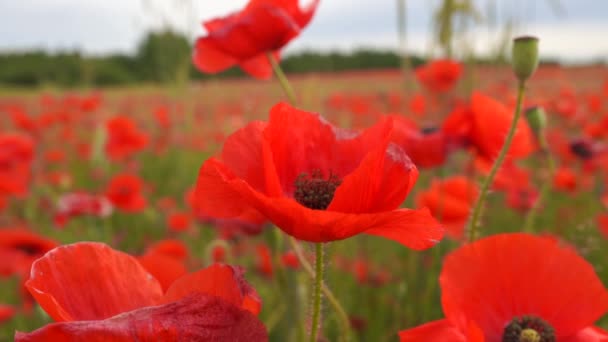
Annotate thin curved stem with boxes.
[467,81,527,242]
[309,243,324,342]
[522,148,556,232]
[288,237,350,342]
[267,52,297,105]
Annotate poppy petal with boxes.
[398,319,467,342]
[138,253,187,293]
[562,327,608,342]
[329,143,418,213]
[26,242,162,321]
[192,37,238,74]
[15,293,268,342]
[441,233,608,340]
[223,177,442,249]
[164,264,261,315]
[239,53,273,80]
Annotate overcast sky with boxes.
[1,0,608,62]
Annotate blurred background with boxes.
[1,0,607,88]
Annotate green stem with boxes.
[309,243,324,342]
[288,237,350,342]
[467,81,527,242]
[267,52,297,105]
[522,147,556,232]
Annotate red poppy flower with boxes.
[416,176,478,239]
[0,133,35,197]
[281,251,300,269]
[388,115,450,168]
[0,304,15,323]
[166,212,191,232]
[105,116,149,160]
[553,166,578,193]
[193,0,320,79]
[443,92,535,162]
[194,102,443,250]
[256,244,273,278]
[399,233,608,342]
[415,59,462,93]
[597,213,608,240]
[0,227,58,278]
[144,239,190,262]
[105,173,147,212]
[54,192,113,227]
[16,242,267,341]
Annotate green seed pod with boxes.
[512,36,539,82]
[525,106,547,138]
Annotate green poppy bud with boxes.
[525,106,547,139]
[512,36,539,82]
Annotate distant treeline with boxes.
[0,31,563,88]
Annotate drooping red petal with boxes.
[441,233,608,340]
[192,37,238,74]
[239,53,273,80]
[26,242,163,322]
[164,264,261,315]
[15,293,268,342]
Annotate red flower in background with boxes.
[388,115,451,168]
[0,133,35,197]
[53,192,113,227]
[416,176,478,239]
[193,0,320,79]
[16,242,267,341]
[415,59,462,93]
[105,173,147,212]
[399,233,608,342]
[105,116,149,160]
[166,211,191,232]
[0,304,16,323]
[0,228,57,279]
[553,166,578,193]
[443,92,535,162]
[194,102,443,250]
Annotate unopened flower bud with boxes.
[512,36,539,82]
[525,106,547,144]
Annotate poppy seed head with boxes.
[502,316,555,342]
[294,170,341,210]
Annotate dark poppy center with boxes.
[569,140,593,160]
[293,170,341,210]
[421,126,439,135]
[502,316,555,342]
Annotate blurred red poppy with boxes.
[388,115,450,168]
[16,242,267,341]
[256,244,273,278]
[0,133,35,197]
[443,92,535,162]
[0,304,15,323]
[193,0,320,79]
[416,176,478,239]
[194,102,443,250]
[105,173,147,212]
[53,192,113,227]
[399,233,608,341]
[166,211,191,232]
[553,166,578,193]
[415,59,462,93]
[105,116,149,160]
[0,228,57,278]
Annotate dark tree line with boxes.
[0,30,564,88]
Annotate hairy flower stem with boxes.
[267,52,297,105]
[288,237,350,342]
[522,148,556,232]
[309,243,324,342]
[467,81,526,242]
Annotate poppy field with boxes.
[3,1,608,342]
